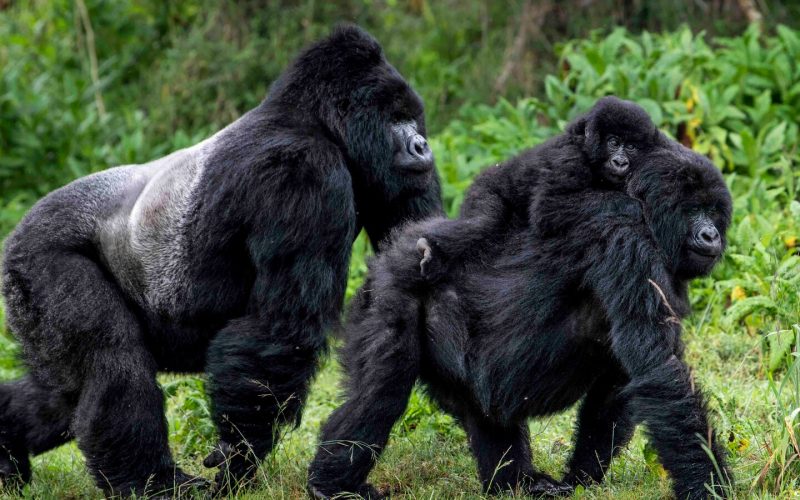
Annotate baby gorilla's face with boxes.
[602,134,638,185]
[573,96,662,189]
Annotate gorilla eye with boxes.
[625,143,636,152]
[607,136,620,148]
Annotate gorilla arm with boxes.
[562,191,731,499]
[413,160,526,280]
[203,161,356,491]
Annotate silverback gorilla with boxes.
[308,142,733,499]
[0,26,441,496]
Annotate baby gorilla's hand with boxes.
[416,237,447,281]
[203,441,258,496]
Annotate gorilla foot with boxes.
[0,444,30,490]
[203,441,259,496]
[132,468,209,499]
[521,473,574,498]
[561,470,597,489]
[171,470,210,498]
[308,482,387,499]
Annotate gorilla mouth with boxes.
[688,247,720,261]
[399,164,434,178]
[402,164,433,174]
[394,152,434,174]
[600,165,627,186]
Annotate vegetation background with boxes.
[1,0,800,498]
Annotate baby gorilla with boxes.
[308,143,733,499]
[416,96,665,279]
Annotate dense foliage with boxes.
[1,1,799,497]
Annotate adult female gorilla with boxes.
[308,144,733,499]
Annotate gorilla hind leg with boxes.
[7,251,204,496]
[464,416,572,497]
[73,344,207,497]
[564,365,634,488]
[0,376,74,487]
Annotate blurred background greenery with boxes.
[1,0,800,498]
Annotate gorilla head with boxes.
[267,25,435,200]
[568,96,665,186]
[628,143,732,279]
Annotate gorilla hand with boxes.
[416,237,449,281]
[203,441,259,495]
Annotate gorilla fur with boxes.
[307,141,733,499]
[0,25,441,496]
[415,96,664,281]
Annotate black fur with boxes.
[0,25,441,496]
[415,96,663,281]
[307,142,733,499]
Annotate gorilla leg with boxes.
[73,345,203,496]
[564,365,634,487]
[0,376,74,485]
[204,317,323,492]
[463,416,571,497]
[6,251,201,496]
[307,296,421,498]
[625,356,731,499]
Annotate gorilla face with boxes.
[567,96,664,188]
[343,66,436,199]
[391,122,434,176]
[678,212,726,278]
[628,144,732,280]
[602,134,638,183]
[670,163,731,279]
[268,25,437,202]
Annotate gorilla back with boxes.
[1,25,441,496]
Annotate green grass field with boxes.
[0,324,782,499]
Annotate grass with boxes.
[0,319,784,499]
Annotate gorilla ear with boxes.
[566,115,588,147]
[576,112,604,154]
[583,115,600,150]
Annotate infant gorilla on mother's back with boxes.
[415,96,663,281]
[308,100,733,499]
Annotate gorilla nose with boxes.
[694,226,721,254]
[610,156,629,173]
[407,134,433,162]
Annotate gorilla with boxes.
[0,26,441,496]
[415,96,664,281]
[307,142,733,499]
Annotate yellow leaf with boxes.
[785,235,798,248]
[737,437,750,453]
[731,286,747,302]
[686,85,700,112]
